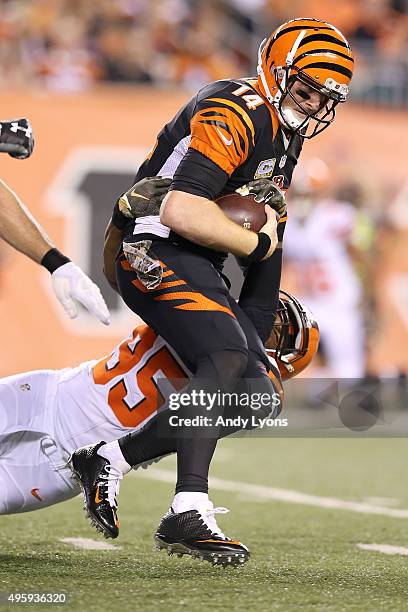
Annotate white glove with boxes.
[51,262,110,325]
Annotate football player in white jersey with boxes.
[0,293,318,528]
[0,324,186,516]
[284,159,367,379]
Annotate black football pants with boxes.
[116,240,275,494]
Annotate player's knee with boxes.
[212,350,248,392]
[197,349,248,393]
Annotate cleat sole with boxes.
[154,537,250,566]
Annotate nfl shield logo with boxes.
[254,158,276,179]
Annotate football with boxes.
[216,190,267,233]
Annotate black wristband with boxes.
[112,200,129,230]
[41,248,71,273]
[247,232,271,263]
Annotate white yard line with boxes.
[363,497,400,507]
[357,543,408,556]
[59,537,121,551]
[136,468,408,519]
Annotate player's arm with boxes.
[238,221,286,343]
[103,177,174,292]
[0,179,110,324]
[161,190,277,259]
[0,178,54,262]
[161,100,277,261]
[238,254,282,343]
[103,220,122,293]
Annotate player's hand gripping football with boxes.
[0,118,34,159]
[247,178,287,218]
[117,176,172,219]
[259,205,279,260]
[51,262,110,325]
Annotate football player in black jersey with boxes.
[70,18,354,565]
[0,119,109,324]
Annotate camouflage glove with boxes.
[118,176,172,219]
[247,178,287,218]
[0,118,34,159]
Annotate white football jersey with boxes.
[53,325,189,455]
[0,325,188,514]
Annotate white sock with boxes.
[172,491,209,513]
[97,441,132,475]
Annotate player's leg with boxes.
[0,370,80,515]
[0,432,79,515]
[70,243,251,559]
[152,322,280,566]
[117,298,281,468]
[70,272,280,563]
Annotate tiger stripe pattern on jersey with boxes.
[120,257,235,317]
[190,100,255,175]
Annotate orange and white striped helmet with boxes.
[257,18,354,138]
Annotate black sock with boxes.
[118,417,175,466]
[174,350,247,494]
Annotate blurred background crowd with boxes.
[0,1,406,391]
[0,0,407,106]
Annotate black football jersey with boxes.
[122,78,305,344]
[123,78,303,252]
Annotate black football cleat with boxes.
[68,442,122,539]
[154,502,250,566]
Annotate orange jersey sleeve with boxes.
[189,97,255,175]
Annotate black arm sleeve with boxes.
[169,148,229,201]
[238,247,283,344]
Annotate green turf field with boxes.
[1,438,408,611]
